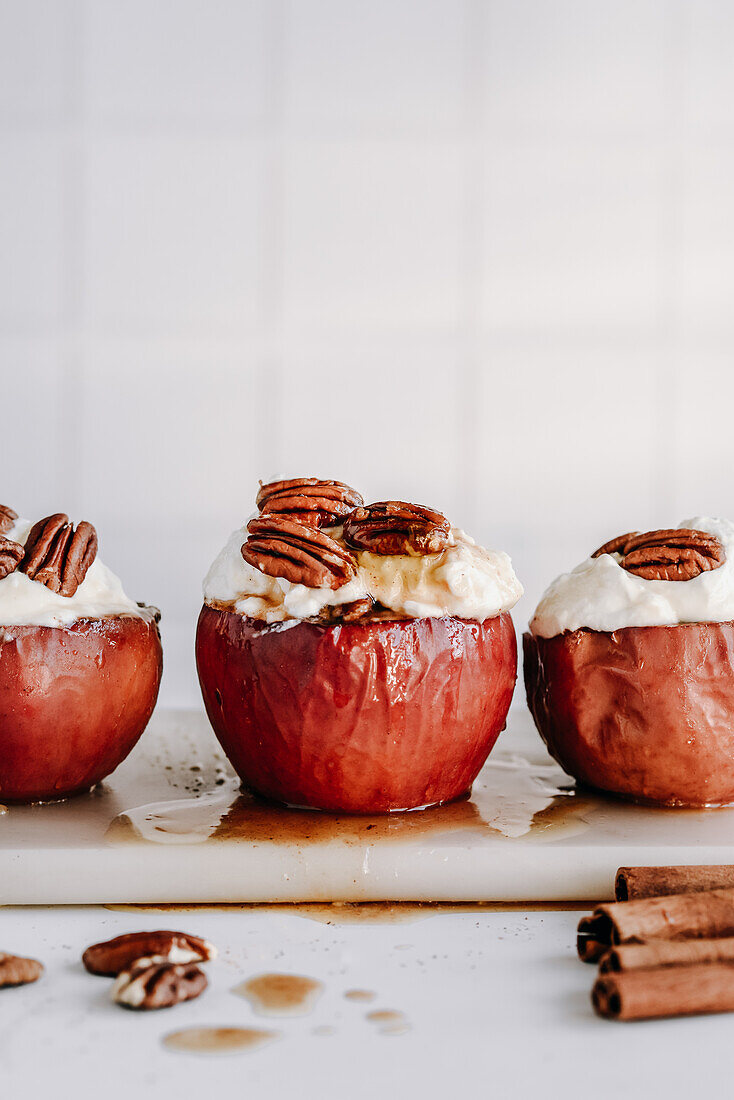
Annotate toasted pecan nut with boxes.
[0,952,43,987]
[82,931,217,977]
[0,505,18,535]
[257,478,363,527]
[20,514,98,596]
[112,960,207,1011]
[0,536,23,580]
[243,515,357,590]
[343,501,451,556]
[592,527,725,581]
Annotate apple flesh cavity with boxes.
[0,612,162,802]
[196,606,517,813]
[524,623,734,807]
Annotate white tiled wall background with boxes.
[2,0,734,705]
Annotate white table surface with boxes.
[1,901,731,1100]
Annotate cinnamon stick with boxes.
[577,886,734,962]
[593,962,734,1021]
[616,865,734,901]
[599,936,734,974]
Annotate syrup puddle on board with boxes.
[105,751,598,848]
[366,1009,411,1036]
[233,973,324,1017]
[106,900,596,921]
[163,1026,280,1056]
[344,989,376,1002]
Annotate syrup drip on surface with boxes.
[366,1009,410,1035]
[106,751,599,848]
[162,1026,279,1055]
[233,973,324,1017]
[344,989,376,1002]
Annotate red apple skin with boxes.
[524,623,734,806]
[0,612,162,802]
[196,605,517,812]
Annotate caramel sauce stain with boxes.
[106,899,596,919]
[366,1009,410,1035]
[163,1026,279,1055]
[234,973,324,1017]
[105,751,600,849]
[344,988,376,1002]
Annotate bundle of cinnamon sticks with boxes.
[579,865,734,1021]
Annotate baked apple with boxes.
[196,480,522,812]
[525,519,734,806]
[0,509,162,802]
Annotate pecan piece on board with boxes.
[256,477,364,527]
[0,537,23,580]
[82,930,217,977]
[591,527,725,581]
[112,959,208,1011]
[20,514,98,596]
[0,505,18,535]
[0,952,43,988]
[243,515,357,590]
[343,501,451,556]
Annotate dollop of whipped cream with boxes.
[203,524,523,623]
[0,518,145,628]
[531,517,734,638]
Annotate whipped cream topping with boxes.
[203,523,523,624]
[531,517,734,637]
[0,518,146,628]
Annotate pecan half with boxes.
[257,478,363,527]
[343,501,451,556]
[0,952,43,988]
[82,930,217,977]
[243,515,357,590]
[0,537,23,580]
[112,959,207,1011]
[592,528,725,581]
[0,505,18,535]
[20,514,98,596]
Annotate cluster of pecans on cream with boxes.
[241,477,452,592]
[82,930,217,1010]
[0,506,98,596]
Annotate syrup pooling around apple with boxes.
[204,478,523,624]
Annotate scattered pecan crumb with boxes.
[0,953,43,988]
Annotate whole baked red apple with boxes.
[0,611,162,802]
[524,623,734,806]
[197,606,517,812]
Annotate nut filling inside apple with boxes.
[197,478,523,812]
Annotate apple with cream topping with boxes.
[524,518,734,806]
[0,507,162,802]
[196,478,522,812]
